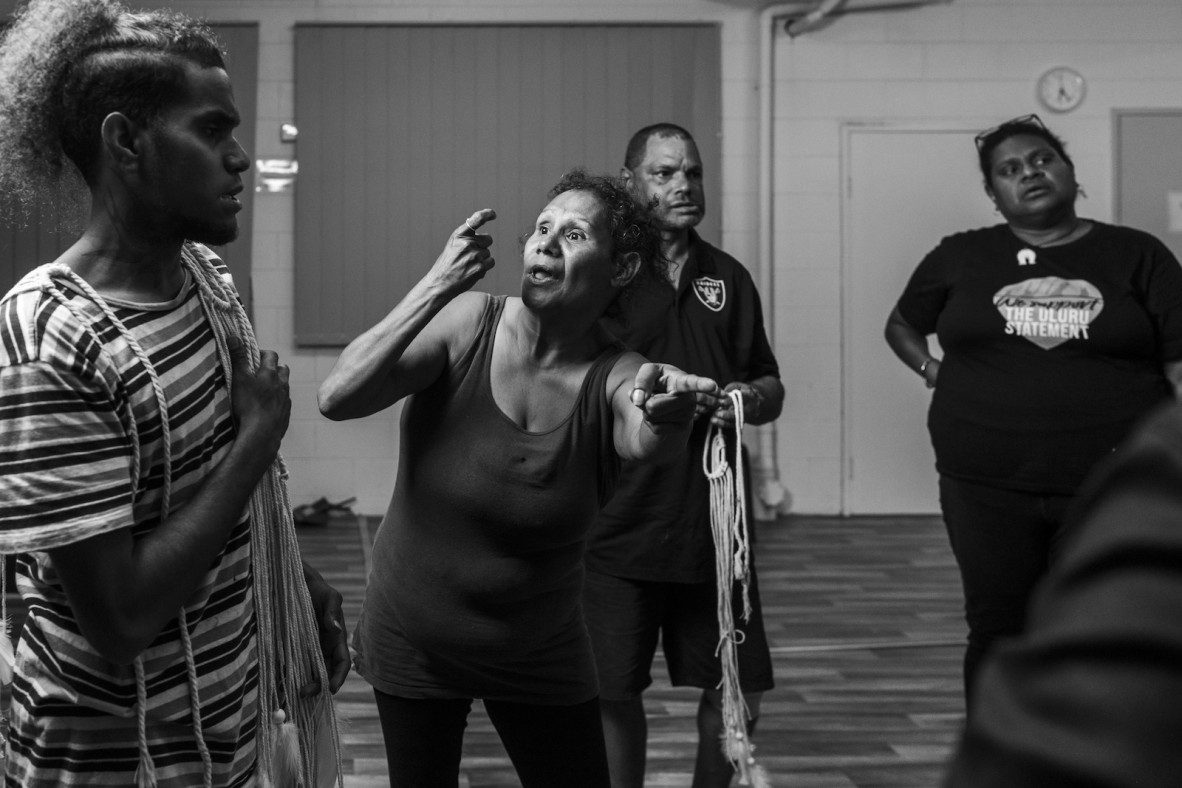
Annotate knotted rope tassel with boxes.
[703,389,770,788]
[183,250,343,788]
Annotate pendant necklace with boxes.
[1015,218,1082,266]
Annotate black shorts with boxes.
[583,568,775,701]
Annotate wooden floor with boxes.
[298,513,968,788]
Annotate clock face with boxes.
[1038,67,1086,113]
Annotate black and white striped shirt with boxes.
[0,248,258,786]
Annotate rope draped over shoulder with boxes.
[0,246,341,787]
[703,389,770,788]
[181,247,343,788]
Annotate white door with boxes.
[842,125,997,514]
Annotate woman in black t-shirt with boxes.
[884,115,1182,712]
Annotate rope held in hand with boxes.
[703,389,770,788]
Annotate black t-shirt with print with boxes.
[898,221,1182,493]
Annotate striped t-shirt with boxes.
[0,247,258,786]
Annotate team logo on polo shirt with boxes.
[692,276,725,312]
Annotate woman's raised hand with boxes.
[426,209,497,297]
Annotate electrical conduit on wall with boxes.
[754,0,952,517]
[753,2,813,517]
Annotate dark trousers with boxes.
[938,475,1075,713]
[373,689,610,788]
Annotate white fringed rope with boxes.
[182,248,344,788]
[702,389,770,788]
[9,248,343,787]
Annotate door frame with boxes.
[1112,107,1182,226]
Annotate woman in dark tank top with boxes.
[318,169,720,788]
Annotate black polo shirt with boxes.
[587,231,780,583]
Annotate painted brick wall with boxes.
[118,0,763,514]
[32,0,1181,514]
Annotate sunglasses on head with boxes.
[974,113,1048,152]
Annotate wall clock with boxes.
[1038,66,1086,113]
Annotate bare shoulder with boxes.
[607,349,646,401]
[439,290,492,320]
[430,291,493,347]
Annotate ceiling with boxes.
[705,0,951,10]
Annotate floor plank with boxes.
[293,513,968,788]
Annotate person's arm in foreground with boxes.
[945,403,1182,788]
[885,305,941,389]
[318,209,496,420]
[611,356,718,462]
[48,338,291,665]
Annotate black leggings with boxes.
[373,689,610,788]
[939,475,1075,712]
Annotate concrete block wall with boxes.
[14,0,1179,514]
[125,0,765,515]
[769,0,1182,513]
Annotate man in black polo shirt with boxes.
[585,123,785,788]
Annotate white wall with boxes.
[770,0,1182,512]
[42,0,1182,514]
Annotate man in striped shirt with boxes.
[0,1,349,785]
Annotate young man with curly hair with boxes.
[0,1,349,785]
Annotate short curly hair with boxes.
[544,168,669,321]
[623,122,694,172]
[0,0,226,221]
